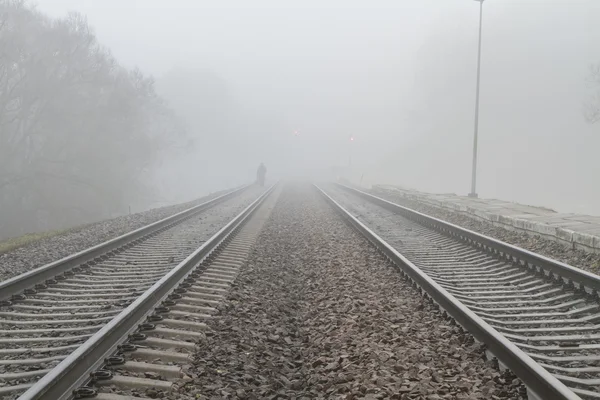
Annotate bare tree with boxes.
[0,1,187,239]
[585,64,600,124]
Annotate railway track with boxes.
[0,185,267,398]
[319,183,600,400]
[5,181,598,399]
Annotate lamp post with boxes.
[469,0,484,198]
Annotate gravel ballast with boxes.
[370,188,600,275]
[0,186,262,281]
[180,184,525,399]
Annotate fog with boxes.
[2,0,599,238]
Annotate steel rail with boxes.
[337,184,600,296]
[18,183,276,400]
[0,185,249,301]
[315,184,581,400]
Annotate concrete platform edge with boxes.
[371,185,600,254]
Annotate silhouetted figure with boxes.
[257,163,267,186]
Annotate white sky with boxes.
[35,0,600,214]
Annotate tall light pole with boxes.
[469,0,484,198]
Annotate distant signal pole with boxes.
[349,135,354,166]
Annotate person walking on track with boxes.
[257,163,267,186]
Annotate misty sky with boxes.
[37,0,600,214]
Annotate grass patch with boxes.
[0,229,70,255]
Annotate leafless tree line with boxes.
[0,0,186,240]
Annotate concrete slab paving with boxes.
[371,185,600,253]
